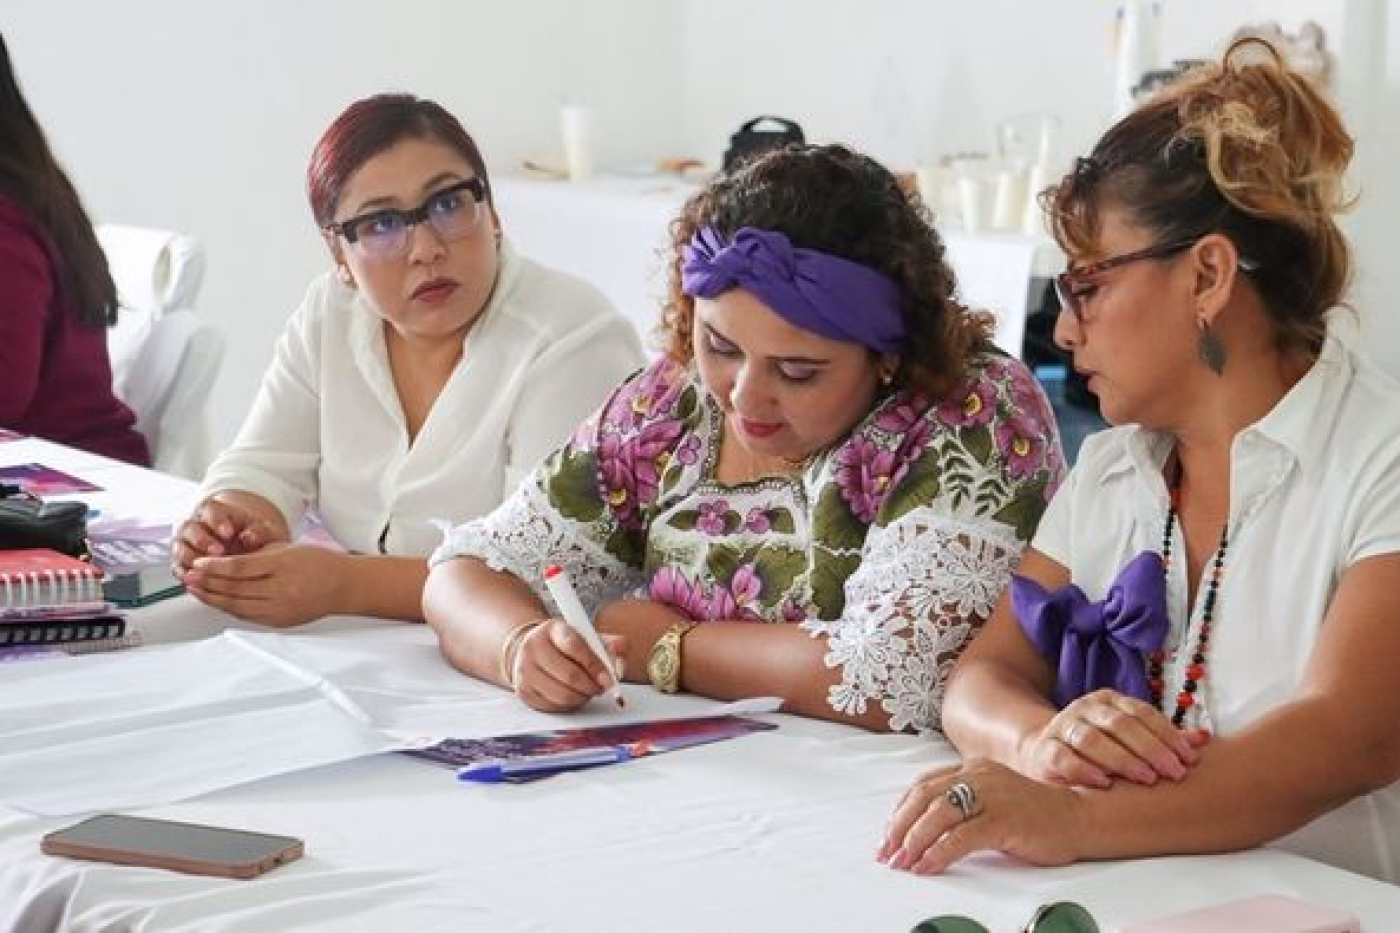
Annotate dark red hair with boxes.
[306,93,490,227]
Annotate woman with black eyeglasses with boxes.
[172,93,644,626]
[882,39,1400,883]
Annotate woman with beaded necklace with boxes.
[424,144,1064,733]
[880,39,1400,882]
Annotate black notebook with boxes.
[0,614,126,647]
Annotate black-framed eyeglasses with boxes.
[1053,237,1199,324]
[325,177,488,262]
[911,900,1099,933]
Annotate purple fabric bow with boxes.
[1012,550,1170,707]
[679,226,906,353]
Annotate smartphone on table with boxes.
[41,814,303,879]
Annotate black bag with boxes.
[722,116,805,172]
[0,484,90,557]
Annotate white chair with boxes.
[97,224,224,477]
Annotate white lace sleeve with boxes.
[430,481,644,615]
[800,507,1023,734]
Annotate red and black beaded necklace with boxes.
[1146,461,1231,728]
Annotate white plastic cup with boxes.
[992,168,1027,231]
[1022,162,1050,235]
[560,105,595,182]
[958,175,989,234]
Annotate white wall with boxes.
[1339,0,1400,374]
[3,0,1395,467]
[2,1,686,455]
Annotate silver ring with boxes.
[1064,719,1085,747]
[945,780,977,821]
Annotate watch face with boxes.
[648,641,678,685]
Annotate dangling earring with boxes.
[878,363,896,387]
[1197,317,1226,375]
[337,264,354,288]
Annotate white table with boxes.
[3,440,1398,932]
[493,176,1062,358]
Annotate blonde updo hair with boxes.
[1047,38,1354,356]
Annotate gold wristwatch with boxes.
[647,621,700,694]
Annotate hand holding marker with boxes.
[542,565,626,708]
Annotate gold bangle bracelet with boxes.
[498,619,546,689]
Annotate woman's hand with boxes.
[181,543,349,627]
[878,758,1088,875]
[172,497,286,572]
[1019,689,1209,789]
[594,598,687,682]
[509,619,626,712]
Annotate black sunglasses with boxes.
[911,900,1099,933]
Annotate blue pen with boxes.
[456,745,634,783]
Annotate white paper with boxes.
[0,632,394,815]
[0,624,781,814]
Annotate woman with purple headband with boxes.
[423,144,1065,733]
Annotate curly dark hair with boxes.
[658,144,992,400]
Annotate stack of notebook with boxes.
[0,548,135,658]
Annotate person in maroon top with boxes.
[0,33,148,466]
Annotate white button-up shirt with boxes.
[200,242,646,556]
[1035,324,1400,882]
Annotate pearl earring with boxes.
[337,265,354,287]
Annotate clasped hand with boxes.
[174,499,344,627]
[1020,689,1209,789]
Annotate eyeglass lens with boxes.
[344,182,483,260]
[1024,901,1100,933]
[910,917,988,933]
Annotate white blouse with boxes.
[200,242,646,556]
[1034,325,1400,882]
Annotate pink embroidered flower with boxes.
[873,394,930,434]
[676,433,703,465]
[598,418,685,529]
[648,566,703,619]
[834,436,908,523]
[780,598,808,623]
[995,413,1047,480]
[730,563,763,607]
[936,380,997,428]
[697,499,730,535]
[703,583,739,621]
[743,507,772,534]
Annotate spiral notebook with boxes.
[0,548,106,612]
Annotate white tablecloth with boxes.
[4,438,1399,932]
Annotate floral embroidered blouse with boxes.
[432,352,1065,733]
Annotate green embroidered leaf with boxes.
[809,550,860,618]
[961,423,993,465]
[602,522,642,568]
[676,385,699,422]
[880,452,942,525]
[667,509,699,531]
[811,484,867,552]
[752,546,806,601]
[706,543,745,584]
[992,475,1052,541]
[769,507,796,534]
[545,452,605,523]
[722,509,743,534]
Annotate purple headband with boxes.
[680,226,906,353]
